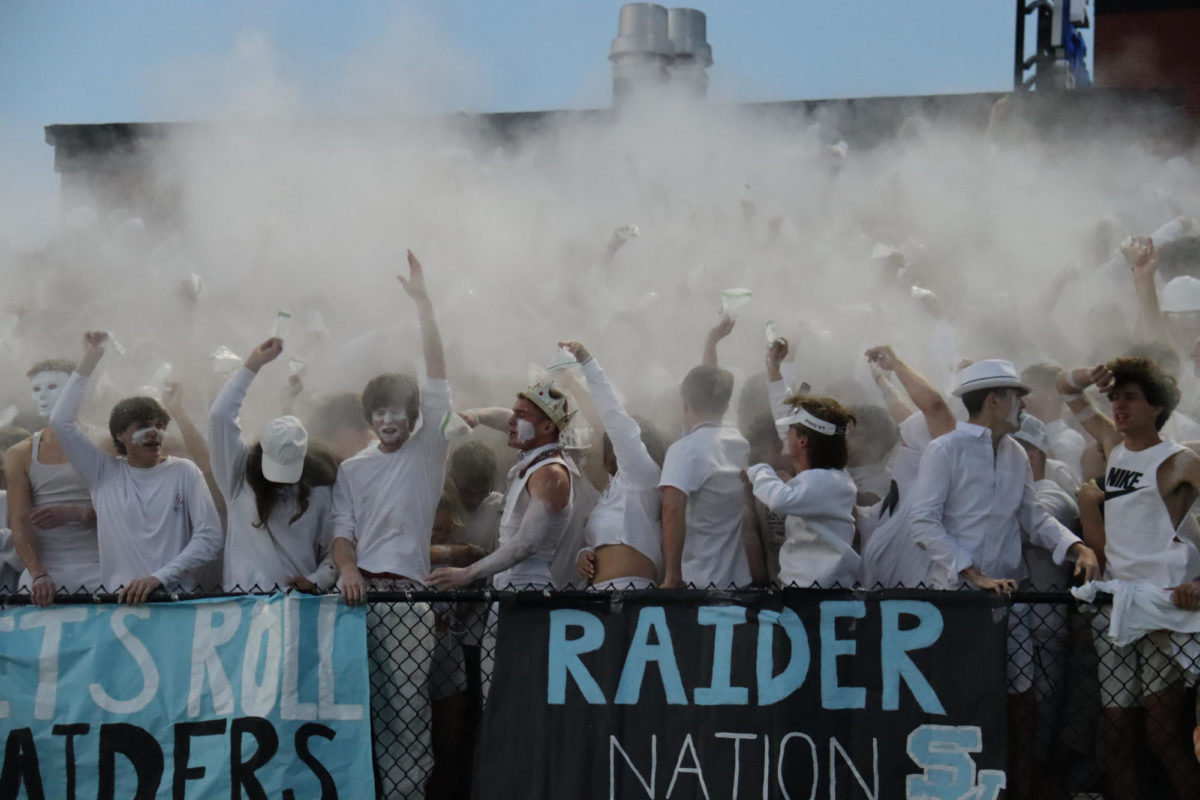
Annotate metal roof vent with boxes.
[609,3,674,110]
[667,7,712,97]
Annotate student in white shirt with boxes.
[557,341,666,591]
[209,337,337,593]
[49,332,224,604]
[907,358,1099,800]
[5,359,100,605]
[659,364,751,589]
[328,250,451,800]
[1055,355,1200,798]
[746,393,859,588]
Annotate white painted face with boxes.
[1003,391,1024,431]
[30,371,71,419]
[516,418,536,445]
[371,408,410,446]
[131,426,162,446]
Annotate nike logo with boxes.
[1104,485,1147,502]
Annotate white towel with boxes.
[1073,579,1200,680]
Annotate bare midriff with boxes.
[592,543,657,585]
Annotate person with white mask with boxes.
[4,358,100,605]
[49,333,224,604]
[209,337,337,593]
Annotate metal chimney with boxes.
[667,8,712,97]
[609,3,673,109]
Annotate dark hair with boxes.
[27,359,76,379]
[849,404,899,458]
[309,392,370,440]
[450,441,498,492]
[361,374,420,427]
[1020,363,1063,391]
[786,394,857,470]
[1155,235,1200,282]
[108,397,170,455]
[960,387,1019,417]
[1106,356,1180,431]
[1124,342,1180,379]
[245,442,337,530]
[681,366,734,416]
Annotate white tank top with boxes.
[493,446,574,590]
[20,430,101,590]
[1103,440,1200,587]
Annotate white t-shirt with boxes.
[209,367,337,592]
[659,422,751,589]
[50,372,224,591]
[331,378,451,581]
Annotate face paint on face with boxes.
[131,426,161,446]
[516,418,536,445]
[30,371,70,418]
[371,408,409,445]
[1005,392,1022,429]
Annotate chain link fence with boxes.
[2,585,1198,799]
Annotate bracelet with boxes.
[32,573,51,583]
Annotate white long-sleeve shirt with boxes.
[578,357,662,570]
[50,372,224,590]
[747,463,859,587]
[330,378,451,581]
[209,367,336,591]
[907,421,1080,589]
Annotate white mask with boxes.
[131,426,162,446]
[30,370,71,419]
[371,409,408,445]
[1006,396,1022,429]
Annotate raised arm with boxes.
[48,332,114,488]
[163,381,212,483]
[1055,364,1121,457]
[1124,237,1168,344]
[458,408,514,433]
[398,250,446,380]
[865,345,955,438]
[560,341,659,487]
[427,464,571,589]
[702,315,735,368]
[746,463,844,517]
[208,339,281,499]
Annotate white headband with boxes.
[777,407,845,436]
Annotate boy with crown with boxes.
[428,379,574,590]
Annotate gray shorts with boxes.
[1090,604,1186,708]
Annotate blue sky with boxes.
[0,1,1091,246]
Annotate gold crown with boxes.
[519,380,574,431]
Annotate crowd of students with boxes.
[3,222,1200,796]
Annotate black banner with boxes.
[476,590,1009,800]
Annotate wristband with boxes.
[1063,371,1083,391]
[1061,392,1083,403]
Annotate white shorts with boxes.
[590,577,656,591]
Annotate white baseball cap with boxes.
[260,416,308,484]
[952,359,1030,397]
[1160,276,1200,313]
